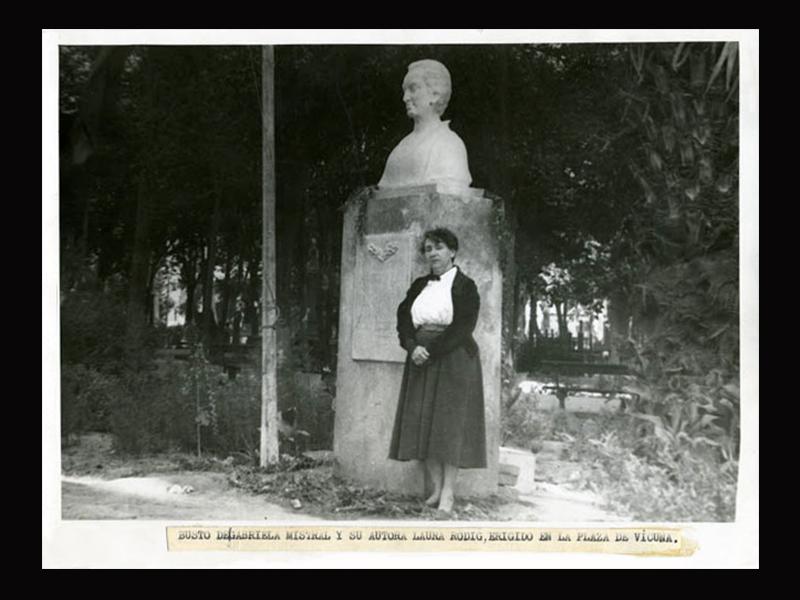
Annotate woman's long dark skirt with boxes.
[389,331,487,468]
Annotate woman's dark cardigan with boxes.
[396,267,480,360]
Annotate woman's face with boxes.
[402,71,438,121]
[423,238,456,273]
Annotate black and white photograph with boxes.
[43,29,758,568]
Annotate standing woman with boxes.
[390,227,487,514]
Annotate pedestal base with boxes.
[333,184,502,497]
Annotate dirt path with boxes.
[60,434,627,522]
[61,471,625,522]
[61,472,323,520]
[60,434,323,521]
[497,444,630,522]
[498,483,629,522]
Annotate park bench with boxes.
[531,359,641,412]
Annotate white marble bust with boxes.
[378,60,472,189]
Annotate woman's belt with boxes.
[416,324,448,333]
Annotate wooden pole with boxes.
[260,45,279,467]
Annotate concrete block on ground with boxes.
[499,446,536,494]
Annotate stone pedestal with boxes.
[333,184,503,497]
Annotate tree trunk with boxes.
[202,192,223,342]
[529,289,541,341]
[555,301,568,340]
[219,249,234,337]
[196,249,208,324]
[245,253,260,339]
[184,271,195,324]
[145,250,163,326]
[497,46,513,199]
[232,250,246,344]
[145,273,153,326]
[276,163,308,343]
[316,216,338,370]
[79,196,91,260]
[298,195,309,329]
[260,45,280,466]
[512,273,525,346]
[183,248,200,325]
[318,267,332,369]
[499,201,517,414]
[125,177,151,357]
[124,53,156,359]
[607,290,631,363]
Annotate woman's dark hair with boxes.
[421,227,459,254]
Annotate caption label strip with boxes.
[166,527,696,556]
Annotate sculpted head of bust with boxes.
[377,59,472,189]
[402,60,452,121]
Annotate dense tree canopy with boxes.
[57,42,744,518]
[59,42,740,387]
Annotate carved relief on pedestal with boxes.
[367,241,399,262]
[351,232,415,363]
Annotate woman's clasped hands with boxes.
[411,346,430,366]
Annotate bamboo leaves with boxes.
[671,43,692,71]
[647,145,664,172]
[630,45,646,83]
[690,49,707,89]
[662,125,677,154]
[706,42,738,95]
[679,137,695,166]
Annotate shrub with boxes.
[61,364,117,439]
[211,368,262,458]
[569,413,738,521]
[277,367,335,452]
[106,351,251,456]
[107,364,195,454]
[61,343,336,461]
[502,394,550,449]
[502,392,587,449]
[60,289,127,367]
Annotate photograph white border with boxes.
[42,28,758,569]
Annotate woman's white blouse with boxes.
[411,266,457,328]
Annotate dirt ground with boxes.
[59,433,628,522]
[60,434,318,521]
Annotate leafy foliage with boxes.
[568,414,737,521]
[229,462,513,520]
[60,287,127,368]
[61,364,116,439]
[614,43,739,371]
[60,44,742,521]
[599,44,742,489]
[502,391,557,449]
